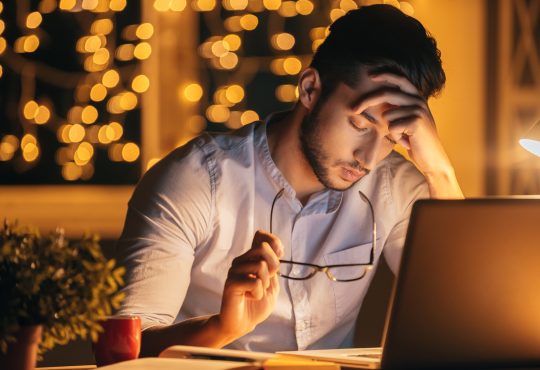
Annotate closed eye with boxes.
[348,118,369,133]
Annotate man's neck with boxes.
[266,107,325,205]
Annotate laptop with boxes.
[280,198,540,369]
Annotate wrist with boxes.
[208,314,246,347]
[423,168,464,199]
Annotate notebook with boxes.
[279,198,540,369]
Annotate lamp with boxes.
[519,120,540,157]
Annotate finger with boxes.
[225,274,264,300]
[232,242,280,275]
[369,73,419,95]
[382,105,423,123]
[267,274,279,297]
[229,260,270,290]
[252,229,284,258]
[353,88,424,115]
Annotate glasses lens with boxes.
[327,265,368,281]
[279,261,317,279]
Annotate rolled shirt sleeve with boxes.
[115,140,214,330]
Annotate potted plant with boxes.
[0,220,125,370]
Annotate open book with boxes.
[98,345,340,369]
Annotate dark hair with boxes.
[310,4,445,100]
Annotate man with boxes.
[116,4,463,357]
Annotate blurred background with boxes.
[0,0,539,365]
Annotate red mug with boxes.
[93,315,141,367]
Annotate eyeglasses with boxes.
[270,188,377,282]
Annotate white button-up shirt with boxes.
[116,117,428,352]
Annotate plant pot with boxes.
[0,325,43,370]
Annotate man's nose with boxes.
[354,132,389,170]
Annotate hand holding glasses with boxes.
[270,189,376,282]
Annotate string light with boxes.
[0,0,414,183]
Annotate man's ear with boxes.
[298,67,321,111]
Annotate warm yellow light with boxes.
[62,162,83,181]
[23,101,39,120]
[278,1,297,17]
[102,69,120,88]
[214,87,228,106]
[247,0,264,12]
[68,106,83,123]
[26,12,43,29]
[384,0,401,9]
[223,34,241,51]
[276,84,298,102]
[211,41,230,57]
[225,111,243,129]
[58,125,71,143]
[82,0,99,10]
[132,74,150,93]
[206,105,230,123]
[312,39,324,52]
[240,14,258,30]
[98,125,113,144]
[2,135,19,150]
[223,0,248,10]
[0,37,5,55]
[0,2,4,14]
[107,96,123,114]
[90,83,108,101]
[271,33,295,50]
[0,20,4,35]
[330,8,346,22]
[270,58,286,75]
[225,85,244,104]
[108,143,123,161]
[183,83,203,102]
[170,0,187,11]
[283,57,302,75]
[110,0,127,11]
[193,0,216,11]
[134,42,152,60]
[122,142,140,162]
[39,0,57,13]
[146,157,160,171]
[81,105,99,124]
[22,142,39,162]
[21,134,37,149]
[241,110,259,125]
[296,0,313,15]
[91,19,113,35]
[34,105,51,124]
[153,0,169,11]
[93,48,110,65]
[59,0,77,11]
[224,16,242,32]
[0,64,3,78]
[119,92,138,110]
[340,0,358,12]
[55,147,69,165]
[108,121,124,140]
[0,135,19,161]
[399,2,414,16]
[263,0,281,10]
[136,23,154,40]
[23,35,40,53]
[84,36,103,52]
[219,52,239,70]
[68,124,86,142]
[116,44,134,61]
[74,142,94,165]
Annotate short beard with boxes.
[300,102,354,191]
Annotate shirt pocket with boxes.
[323,242,375,322]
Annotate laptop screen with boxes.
[382,198,540,369]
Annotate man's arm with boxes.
[138,230,283,357]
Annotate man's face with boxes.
[300,67,398,191]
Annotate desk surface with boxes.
[38,366,96,370]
